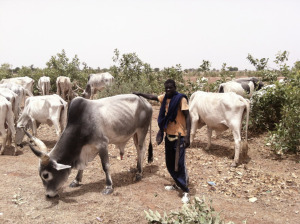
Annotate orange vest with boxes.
[158,94,189,136]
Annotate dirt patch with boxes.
[0,105,299,224]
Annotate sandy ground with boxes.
[0,104,299,224]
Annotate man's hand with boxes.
[132,92,141,96]
[132,92,159,101]
[184,135,190,148]
[156,130,164,145]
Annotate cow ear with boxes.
[53,161,71,171]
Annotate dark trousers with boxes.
[165,136,189,193]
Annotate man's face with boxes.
[165,83,176,98]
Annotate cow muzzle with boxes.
[46,190,59,198]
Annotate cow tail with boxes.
[147,117,153,163]
[244,98,250,142]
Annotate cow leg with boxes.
[90,87,95,100]
[190,112,199,143]
[69,170,83,187]
[52,118,61,136]
[231,129,241,167]
[0,128,6,155]
[31,119,37,136]
[98,145,113,195]
[6,128,12,146]
[133,131,147,181]
[6,128,17,155]
[206,127,212,150]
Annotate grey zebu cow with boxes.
[15,94,68,144]
[218,77,263,98]
[189,91,250,167]
[26,94,153,198]
[0,95,16,155]
[0,76,34,97]
[56,76,74,101]
[82,72,114,99]
[38,76,51,95]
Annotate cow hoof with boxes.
[69,181,80,188]
[230,162,237,167]
[135,173,142,181]
[102,187,113,195]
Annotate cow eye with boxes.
[41,171,53,181]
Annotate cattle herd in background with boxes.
[0,73,281,158]
[0,72,114,155]
[0,73,286,197]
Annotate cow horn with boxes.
[23,129,48,153]
[28,143,50,166]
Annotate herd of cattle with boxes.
[0,73,280,197]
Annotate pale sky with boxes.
[1,0,300,70]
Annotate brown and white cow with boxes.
[218,77,264,98]
[0,95,16,155]
[38,76,51,95]
[82,72,114,99]
[56,76,74,102]
[15,94,68,145]
[26,94,153,198]
[0,76,34,97]
[189,91,250,167]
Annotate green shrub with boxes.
[268,69,300,153]
[144,197,234,224]
[250,66,300,154]
[250,82,285,132]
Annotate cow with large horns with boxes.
[189,91,250,167]
[26,94,153,198]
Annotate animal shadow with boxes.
[61,164,159,199]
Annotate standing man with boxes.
[133,79,191,203]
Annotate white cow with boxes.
[0,95,16,155]
[38,76,51,95]
[82,72,114,99]
[0,83,27,109]
[15,94,68,145]
[189,91,250,167]
[56,76,73,101]
[0,76,34,96]
[0,87,19,122]
[218,77,264,98]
